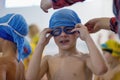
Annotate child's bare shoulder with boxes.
[78,52,89,58]
[43,54,58,60]
[42,54,61,62]
[76,52,90,61]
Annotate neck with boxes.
[2,40,17,59]
[59,47,78,56]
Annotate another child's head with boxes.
[0,13,31,61]
[29,24,40,39]
[49,9,81,49]
[101,40,120,63]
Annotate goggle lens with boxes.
[51,26,75,37]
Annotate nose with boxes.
[60,29,67,36]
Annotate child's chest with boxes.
[48,56,86,77]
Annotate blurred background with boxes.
[0,0,119,55]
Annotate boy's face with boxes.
[29,26,39,38]
[52,26,78,50]
[103,51,113,63]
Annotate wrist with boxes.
[109,17,118,33]
[37,41,46,48]
[84,34,91,42]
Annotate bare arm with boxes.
[37,55,50,80]
[72,24,108,75]
[0,67,6,80]
[26,28,52,80]
[85,33,107,75]
[85,18,111,33]
[17,61,25,80]
[110,64,120,77]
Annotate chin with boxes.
[60,45,72,50]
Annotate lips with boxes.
[60,39,70,44]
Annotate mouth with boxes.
[60,39,70,44]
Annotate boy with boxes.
[0,13,31,80]
[40,0,120,38]
[26,9,107,80]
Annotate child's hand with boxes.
[72,23,90,41]
[38,28,52,46]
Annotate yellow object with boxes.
[101,40,120,57]
[112,72,120,80]
[24,34,39,70]
[29,34,39,59]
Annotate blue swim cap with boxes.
[0,13,31,61]
[49,9,81,29]
[22,39,31,60]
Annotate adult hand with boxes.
[40,0,52,13]
[85,18,111,33]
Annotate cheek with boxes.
[104,54,109,58]
[54,37,59,44]
[104,53,112,60]
[70,34,78,41]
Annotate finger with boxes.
[71,28,80,36]
[87,25,93,33]
[84,22,89,26]
[85,19,96,27]
[43,9,48,13]
[46,34,52,43]
[86,26,94,33]
[47,29,52,33]
[40,5,48,13]
[47,34,52,40]
[71,28,80,32]
[84,23,96,33]
[75,23,83,28]
[41,8,48,13]
[85,20,93,26]
[43,28,52,33]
